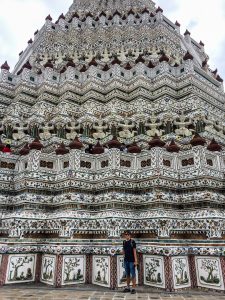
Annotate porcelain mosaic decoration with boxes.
[195,257,224,290]
[143,255,165,288]
[172,256,191,289]
[41,255,56,285]
[62,255,85,285]
[0,0,225,292]
[92,256,110,287]
[6,255,36,284]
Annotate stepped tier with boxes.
[0,146,224,238]
[0,66,225,149]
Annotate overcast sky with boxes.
[0,0,225,78]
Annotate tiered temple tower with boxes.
[0,0,225,291]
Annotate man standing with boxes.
[122,230,138,294]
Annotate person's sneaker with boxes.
[123,287,130,292]
[131,289,136,294]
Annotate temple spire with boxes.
[70,0,156,14]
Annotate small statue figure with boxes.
[174,112,193,137]
[196,115,215,134]
[39,123,54,140]
[12,122,28,140]
[118,116,136,138]
[145,113,163,137]
[93,119,109,139]
[193,115,206,133]
[149,47,159,61]
[66,121,80,140]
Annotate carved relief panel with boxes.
[6,254,36,284]
[41,255,56,285]
[62,255,86,285]
[92,256,110,287]
[172,256,191,289]
[195,256,224,290]
[143,255,165,288]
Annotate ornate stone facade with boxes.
[0,0,225,291]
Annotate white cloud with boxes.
[0,0,225,78]
[0,0,71,69]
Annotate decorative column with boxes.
[45,14,53,30]
[164,256,174,292]
[110,255,117,290]
[66,63,76,80]
[21,62,32,81]
[69,149,81,170]
[88,65,97,78]
[27,139,43,171]
[156,6,163,21]
[220,257,225,288]
[55,255,63,288]
[0,61,10,82]
[138,253,144,286]
[0,254,9,286]
[43,62,54,81]
[85,254,92,284]
[35,253,42,284]
[188,255,197,288]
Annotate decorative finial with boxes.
[45,14,52,21]
[1,61,10,71]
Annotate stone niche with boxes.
[62,255,86,285]
[5,254,36,284]
[195,256,224,290]
[40,255,56,285]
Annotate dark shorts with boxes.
[124,260,136,278]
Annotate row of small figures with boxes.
[0,114,224,141]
